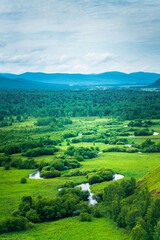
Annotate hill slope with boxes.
[148,78,160,88]
[138,165,160,196]
[0,75,71,90]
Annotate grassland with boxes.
[0,217,130,240]
[1,116,160,239]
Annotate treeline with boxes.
[98,178,160,240]
[0,137,60,155]
[0,90,160,120]
[35,117,72,128]
[0,156,38,170]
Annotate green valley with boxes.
[0,89,160,240]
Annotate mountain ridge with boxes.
[0,71,160,89]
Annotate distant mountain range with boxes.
[0,71,160,90]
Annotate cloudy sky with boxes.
[0,0,160,74]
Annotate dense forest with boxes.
[0,90,160,120]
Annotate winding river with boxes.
[29,171,124,205]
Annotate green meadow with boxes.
[0,113,160,239]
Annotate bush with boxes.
[21,178,27,184]
[0,155,11,166]
[24,147,59,157]
[87,168,113,184]
[26,209,40,223]
[88,174,103,184]
[40,169,61,178]
[79,212,92,222]
[0,216,31,234]
[4,164,10,170]
[61,181,76,188]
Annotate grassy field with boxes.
[1,217,130,240]
[1,117,160,239]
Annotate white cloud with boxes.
[85,52,114,64]
[0,0,160,73]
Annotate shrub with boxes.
[87,168,113,184]
[4,164,10,170]
[79,212,92,222]
[26,209,40,223]
[61,181,76,188]
[40,169,61,178]
[0,216,31,234]
[21,178,27,184]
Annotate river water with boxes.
[29,171,124,205]
[29,170,44,179]
[76,174,124,205]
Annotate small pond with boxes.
[153,132,159,136]
[29,171,44,179]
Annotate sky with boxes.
[0,0,160,74]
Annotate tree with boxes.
[153,221,160,240]
[131,224,148,240]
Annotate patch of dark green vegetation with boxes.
[0,188,92,234]
[96,178,160,240]
[0,90,160,120]
[65,146,99,160]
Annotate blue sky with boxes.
[0,0,160,74]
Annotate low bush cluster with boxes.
[87,168,114,184]
[65,146,98,160]
[23,146,59,157]
[0,216,32,234]
[134,128,153,136]
[40,158,81,178]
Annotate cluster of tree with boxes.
[63,132,77,138]
[87,168,114,184]
[35,117,72,128]
[0,120,12,127]
[63,167,114,185]
[0,90,160,120]
[0,115,25,128]
[11,158,38,169]
[103,146,138,153]
[134,128,154,136]
[0,155,39,170]
[40,158,81,178]
[13,189,89,224]
[138,139,160,153]
[23,146,59,157]
[128,120,153,127]
[62,168,93,177]
[65,146,98,160]
[104,137,128,145]
[0,155,11,167]
[99,178,160,240]
[0,137,60,155]
[104,128,130,137]
[40,169,61,178]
